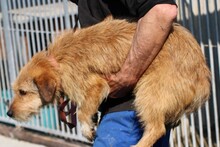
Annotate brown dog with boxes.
[7,18,210,147]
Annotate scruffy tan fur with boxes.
[8,18,210,147]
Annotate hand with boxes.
[105,72,138,98]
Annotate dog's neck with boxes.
[46,53,65,97]
[46,54,77,126]
[47,54,60,69]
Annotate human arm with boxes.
[107,4,178,98]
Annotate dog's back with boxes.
[47,19,137,76]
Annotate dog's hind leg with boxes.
[78,75,109,141]
[132,116,166,147]
[132,82,167,147]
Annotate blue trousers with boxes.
[93,111,170,147]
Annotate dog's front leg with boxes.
[78,75,109,141]
[78,108,96,141]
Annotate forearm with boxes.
[118,4,177,82]
[106,4,177,98]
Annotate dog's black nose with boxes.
[7,110,13,117]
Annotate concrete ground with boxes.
[0,123,91,147]
[0,134,46,147]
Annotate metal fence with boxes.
[0,0,219,146]
[170,1,220,147]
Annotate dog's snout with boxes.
[7,110,13,117]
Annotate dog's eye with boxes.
[19,90,27,96]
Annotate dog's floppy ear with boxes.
[34,72,57,104]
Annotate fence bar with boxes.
[63,0,71,29]
[0,0,16,83]
[213,0,220,145]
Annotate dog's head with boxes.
[7,51,60,121]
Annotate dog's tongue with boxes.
[58,97,77,129]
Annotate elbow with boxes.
[154,4,178,23]
[165,4,178,23]
[140,4,178,25]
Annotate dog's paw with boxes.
[83,129,95,142]
[81,123,95,141]
[87,129,96,142]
